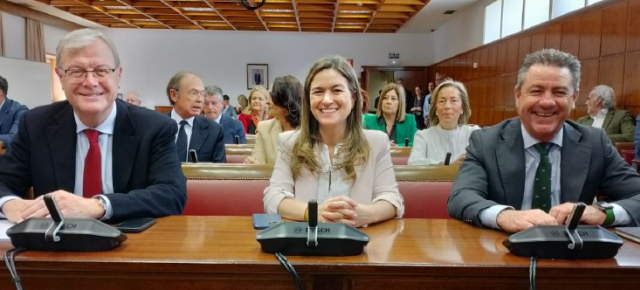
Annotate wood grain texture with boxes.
[579,10,602,60]
[1,217,640,290]
[626,0,640,53]
[601,1,628,56]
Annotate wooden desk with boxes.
[2,216,640,289]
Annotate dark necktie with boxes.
[176,120,188,162]
[532,142,552,212]
[83,129,102,198]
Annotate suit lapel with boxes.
[496,119,526,209]
[0,99,11,129]
[112,101,140,193]
[560,124,590,203]
[45,102,77,192]
[602,110,614,131]
[189,117,208,154]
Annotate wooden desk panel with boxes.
[1,217,640,290]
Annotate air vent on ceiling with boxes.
[443,10,456,15]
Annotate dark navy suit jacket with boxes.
[220,115,246,144]
[166,112,226,163]
[0,100,186,222]
[0,98,28,148]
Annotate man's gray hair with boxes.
[591,85,616,109]
[56,29,120,68]
[204,85,224,99]
[516,49,581,92]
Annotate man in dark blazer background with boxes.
[448,49,640,233]
[202,85,246,144]
[0,75,28,149]
[166,71,226,162]
[0,29,186,223]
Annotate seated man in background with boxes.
[577,84,635,142]
[166,72,226,163]
[124,91,142,106]
[0,29,186,223]
[0,75,28,149]
[221,94,237,119]
[448,49,640,233]
[203,85,246,144]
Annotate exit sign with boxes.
[388,53,400,59]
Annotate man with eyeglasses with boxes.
[0,29,186,223]
[166,71,226,163]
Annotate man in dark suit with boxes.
[166,72,226,162]
[203,85,246,144]
[576,85,635,142]
[396,79,414,115]
[0,29,186,223]
[448,49,640,233]
[0,75,28,149]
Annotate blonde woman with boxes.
[238,87,270,134]
[363,83,417,147]
[408,80,480,165]
[263,56,404,227]
[235,94,248,115]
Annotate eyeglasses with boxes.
[180,89,206,99]
[62,68,117,83]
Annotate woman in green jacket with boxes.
[363,83,417,146]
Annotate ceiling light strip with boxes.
[74,0,140,28]
[157,0,205,30]
[115,0,173,29]
[200,0,237,31]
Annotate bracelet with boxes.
[304,206,309,222]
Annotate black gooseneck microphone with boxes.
[404,138,409,147]
[234,135,240,144]
[444,152,452,165]
[189,149,198,163]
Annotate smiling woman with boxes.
[263,55,404,228]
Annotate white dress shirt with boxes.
[316,143,352,204]
[479,125,630,229]
[0,103,118,219]
[170,109,195,161]
[591,108,608,129]
[408,125,480,165]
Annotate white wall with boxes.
[2,12,26,60]
[0,56,52,109]
[425,0,495,64]
[43,24,69,54]
[104,29,430,108]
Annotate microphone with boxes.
[256,200,369,256]
[7,194,127,251]
[189,149,198,163]
[404,138,409,147]
[444,152,452,165]
[235,135,240,144]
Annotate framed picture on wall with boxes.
[247,64,268,89]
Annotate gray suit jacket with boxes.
[448,117,640,228]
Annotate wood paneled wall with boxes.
[428,0,640,127]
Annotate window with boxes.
[523,0,550,29]
[45,54,65,102]
[588,0,603,5]
[552,0,584,18]
[484,0,502,44]
[501,0,524,37]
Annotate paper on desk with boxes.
[0,219,13,240]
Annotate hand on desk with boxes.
[243,156,261,164]
[8,190,105,223]
[319,196,358,226]
[549,202,606,226]
[496,209,558,233]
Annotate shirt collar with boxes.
[521,124,563,149]
[595,108,609,118]
[170,108,195,127]
[215,114,222,124]
[74,102,117,135]
[0,99,5,111]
